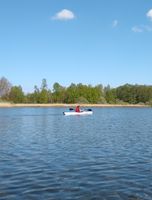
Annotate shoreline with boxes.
[0,103,150,108]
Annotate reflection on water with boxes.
[0,107,152,199]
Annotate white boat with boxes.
[63,110,93,116]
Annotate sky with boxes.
[0,0,152,92]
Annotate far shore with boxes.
[0,103,150,108]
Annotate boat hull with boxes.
[63,111,93,116]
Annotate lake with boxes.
[0,107,152,200]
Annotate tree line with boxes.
[0,77,152,105]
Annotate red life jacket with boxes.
[75,106,80,112]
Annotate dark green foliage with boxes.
[52,82,66,103]
[26,80,52,103]
[104,85,117,103]
[116,84,152,104]
[64,83,104,104]
[38,79,49,103]
[76,96,89,104]
[41,79,47,90]
[1,77,152,105]
[39,89,49,103]
[116,84,136,103]
[9,86,25,103]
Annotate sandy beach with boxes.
[0,103,149,108]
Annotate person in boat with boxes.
[75,105,80,112]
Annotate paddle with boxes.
[69,108,92,111]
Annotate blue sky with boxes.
[0,0,152,92]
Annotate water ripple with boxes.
[0,108,152,199]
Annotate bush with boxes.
[76,96,89,104]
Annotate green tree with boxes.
[41,79,48,90]
[39,89,49,103]
[9,86,25,103]
[39,79,49,103]
[104,85,117,103]
[52,82,66,103]
[116,84,136,104]
[65,83,79,103]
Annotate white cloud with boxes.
[142,25,152,32]
[132,9,152,33]
[132,25,152,33]
[131,9,152,33]
[52,9,76,21]
[146,9,152,21]
[112,20,118,28]
[132,26,143,33]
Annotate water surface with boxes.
[0,107,152,200]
